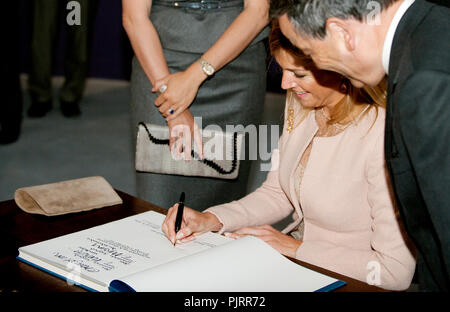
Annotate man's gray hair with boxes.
[269,0,398,39]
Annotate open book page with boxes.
[114,235,341,292]
[18,211,232,289]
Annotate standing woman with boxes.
[122,0,270,210]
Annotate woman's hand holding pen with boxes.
[161,205,223,245]
[225,225,303,259]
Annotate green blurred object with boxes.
[28,0,98,114]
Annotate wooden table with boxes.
[0,190,385,293]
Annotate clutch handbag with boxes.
[14,176,122,216]
[135,123,244,180]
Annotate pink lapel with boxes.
[279,111,318,222]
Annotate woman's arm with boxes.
[160,146,294,244]
[205,148,294,234]
[202,0,270,75]
[154,0,270,120]
[122,0,202,156]
[122,0,169,86]
[225,225,302,258]
[161,101,295,244]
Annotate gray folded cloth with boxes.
[14,176,123,216]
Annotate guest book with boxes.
[17,211,345,292]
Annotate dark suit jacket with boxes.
[386,0,450,291]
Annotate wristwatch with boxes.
[198,58,216,76]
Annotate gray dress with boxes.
[130,1,269,210]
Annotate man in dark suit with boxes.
[270,0,449,291]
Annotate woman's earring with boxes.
[340,80,349,94]
[287,104,294,133]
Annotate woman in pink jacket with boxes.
[162,23,416,290]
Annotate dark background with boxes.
[18,0,283,92]
[19,0,133,80]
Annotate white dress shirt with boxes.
[382,0,416,74]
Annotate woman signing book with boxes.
[161,22,416,291]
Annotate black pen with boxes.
[174,192,185,246]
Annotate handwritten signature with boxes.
[53,252,99,273]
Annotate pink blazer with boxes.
[206,105,416,290]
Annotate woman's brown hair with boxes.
[269,21,386,129]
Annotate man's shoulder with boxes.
[410,3,450,49]
[408,3,450,72]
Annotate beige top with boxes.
[206,101,416,290]
[291,106,371,240]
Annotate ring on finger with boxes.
[159,85,167,93]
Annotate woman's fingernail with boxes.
[176,232,184,240]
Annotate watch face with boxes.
[204,64,214,76]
